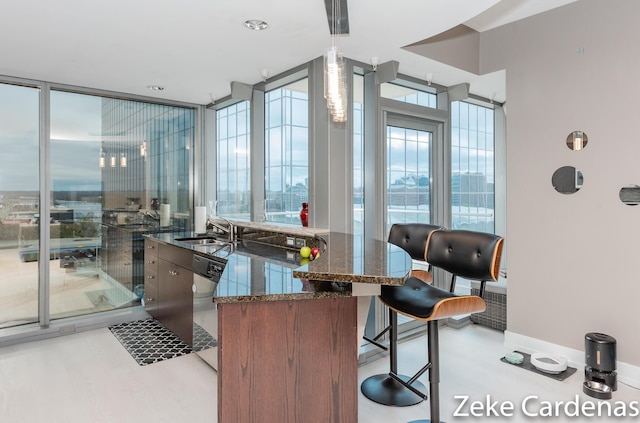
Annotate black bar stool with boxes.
[380,229,504,423]
[361,223,445,407]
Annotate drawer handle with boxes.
[169,270,179,276]
[147,245,155,249]
[147,275,155,279]
[147,260,155,264]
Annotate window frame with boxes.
[263,78,310,225]
[215,100,252,220]
[0,75,199,345]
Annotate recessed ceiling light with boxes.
[244,19,269,31]
[147,85,165,91]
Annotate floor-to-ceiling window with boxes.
[0,80,196,331]
[0,82,40,328]
[49,92,194,321]
[216,101,251,220]
[264,78,308,224]
[48,91,105,319]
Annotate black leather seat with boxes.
[367,229,504,423]
[361,223,445,407]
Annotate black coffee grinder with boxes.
[583,332,617,399]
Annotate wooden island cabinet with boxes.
[144,237,194,345]
[218,297,358,423]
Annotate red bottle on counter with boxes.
[300,202,309,227]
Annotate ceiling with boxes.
[0,0,577,106]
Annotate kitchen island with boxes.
[146,226,412,423]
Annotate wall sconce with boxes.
[566,130,588,151]
[110,155,116,168]
[140,141,147,157]
[99,149,105,168]
[120,153,127,168]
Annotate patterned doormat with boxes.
[109,319,191,366]
[109,319,216,366]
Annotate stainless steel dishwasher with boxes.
[192,254,226,370]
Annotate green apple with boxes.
[300,246,311,258]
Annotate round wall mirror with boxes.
[566,130,588,151]
[619,185,640,206]
[552,166,583,194]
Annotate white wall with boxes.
[480,0,640,367]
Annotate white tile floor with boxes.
[0,324,637,422]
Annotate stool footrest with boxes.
[406,362,431,385]
[363,335,388,351]
[388,372,428,400]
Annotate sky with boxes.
[1,85,108,192]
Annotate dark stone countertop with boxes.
[146,230,411,304]
[292,232,412,286]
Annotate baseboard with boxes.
[0,307,150,348]
[447,314,471,329]
[505,331,640,390]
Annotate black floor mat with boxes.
[501,351,577,381]
[109,319,192,366]
[192,322,216,352]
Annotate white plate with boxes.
[530,352,568,374]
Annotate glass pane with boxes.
[353,74,364,235]
[386,125,431,233]
[380,83,437,108]
[0,83,40,328]
[451,101,495,233]
[49,91,104,319]
[450,101,495,296]
[49,91,194,320]
[216,101,251,220]
[386,122,432,328]
[264,79,309,225]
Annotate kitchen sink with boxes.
[175,236,228,246]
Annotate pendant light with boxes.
[324,0,347,123]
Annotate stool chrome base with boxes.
[361,374,426,407]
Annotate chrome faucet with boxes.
[207,215,235,243]
[206,200,236,243]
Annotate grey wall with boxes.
[480,0,640,366]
